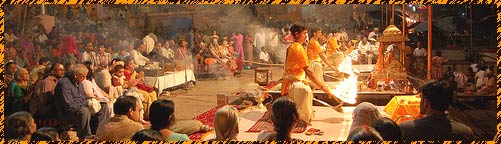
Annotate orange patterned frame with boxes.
[0,1,499,143]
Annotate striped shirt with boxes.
[92,52,112,69]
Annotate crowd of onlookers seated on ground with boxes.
[7,79,480,141]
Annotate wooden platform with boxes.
[448,101,497,140]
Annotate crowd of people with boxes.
[4,5,494,141]
[6,79,475,141]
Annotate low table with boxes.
[143,69,196,92]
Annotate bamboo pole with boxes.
[21,5,28,34]
[469,5,473,61]
[427,5,432,80]
[402,4,407,66]
[391,5,395,25]
[386,5,389,27]
[41,4,46,14]
[381,5,384,28]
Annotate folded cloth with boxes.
[136,83,154,93]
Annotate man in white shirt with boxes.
[413,42,427,76]
[259,47,271,63]
[142,33,155,55]
[357,37,371,64]
[254,26,266,52]
[81,43,95,63]
[131,43,150,67]
[368,27,379,39]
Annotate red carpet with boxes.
[246,112,307,133]
[188,106,220,140]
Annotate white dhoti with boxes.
[288,80,314,123]
[307,61,324,89]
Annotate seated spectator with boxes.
[478,68,495,95]
[6,111,37,141]
[112,65,127,89]
[82,61,113,116]
[203,105,239,140]
[95,96,145,140]
[5,62,18,88]
[347,126,383,141]
[9,68,33,114]
[259,47,272,64]
[123,88,147,124]
[131,129,164,141]
[54,64,110,139]
[149,99,190,141]
[123,58,157,118]
[30,63,65,120]
[31,127,61,141]
[30,57,50,84]
[400,80,474,140]
[349,102,381,133]
[371,117,401,140]
[475,66,486,89]
[15,50,30,68]
[257,97,301,141]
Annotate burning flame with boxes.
[330,56,358,104]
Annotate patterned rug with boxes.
[188,107,220,140]
[246,112,307,133]
[187,105,251,140]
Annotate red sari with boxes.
[124,70,154,93]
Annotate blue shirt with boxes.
[55,77,87,111]
[166,133,190,141]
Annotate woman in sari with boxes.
[9,68,33,114]
[123,58,157,119]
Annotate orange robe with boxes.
[307,38,322,62]
[326,37,339,56]
[281,42,309,96]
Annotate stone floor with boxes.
[168,66,497,140]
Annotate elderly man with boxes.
[95,96,144,140]
[30,63,65,120]
[55,64,110,139]
[400,80,473,140]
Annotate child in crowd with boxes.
[111,65,126,96]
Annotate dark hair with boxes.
[149,99,175,131]
[289,24,307,40]
[38,57,50,65]
[114,65,125,73]
[370,117,401,140]
[114,96,138,115]
[111,58,124,66]
[271,97,299,141]
[31,127,59,141]
[6,61,16,68]
[6,111,34,140]
[82,61,94,80]
[347,126,383,141]
[435,50,442,57]
[131,129,164,141]
[124,58,134,67]
[420,80,453,111]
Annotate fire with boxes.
[330,56,358,104]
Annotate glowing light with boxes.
[331,56,357,104]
